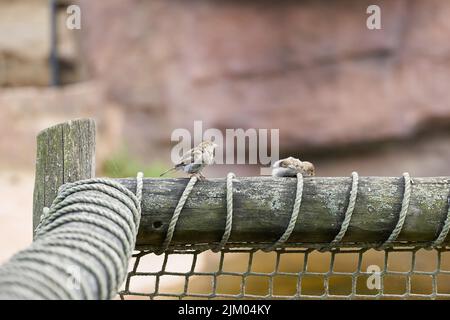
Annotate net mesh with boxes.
[119,246,450,300]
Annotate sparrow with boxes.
[272,156,315,177]
[160,140,218,179]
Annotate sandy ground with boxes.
[0,170,34,264]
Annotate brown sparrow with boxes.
[272,156,315,177]
[160,140,217,179]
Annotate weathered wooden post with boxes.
[32,119,96,235]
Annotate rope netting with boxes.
[119,247,450,300]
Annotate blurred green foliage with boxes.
[101,147,171,178]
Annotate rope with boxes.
[143,171,450,251]
[157,171,304,254]
[157,176,198,255]
[154,171,437,253]
[213,173,236,252]
[136,172,144,205]
[430,195,450,248]
[320,172,359,251]
[0,172,143,300]
[378,172,411,250]
[263,173,304,252]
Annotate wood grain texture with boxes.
[114,176,450,249]
[32,119,95,235]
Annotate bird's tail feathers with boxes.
[160,167,176,177]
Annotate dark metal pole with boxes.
[49,0,60,86]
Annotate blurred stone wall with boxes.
[0,0,50,86]
[76,0,450,155]
[0,82,123,168]
[1,0,450,175]
[0,0,83,86]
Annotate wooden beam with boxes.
[31,119,450,250]
[114,176,450,249]
[32,119,95,236]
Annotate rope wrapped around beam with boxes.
[0,173,143,300]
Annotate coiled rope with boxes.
[156,176,198,255]
[319,172,359,252]
[377,172,411,250]
[157,173,237,254]
[431,197,450,247]
[263,173,304,252]
[0,172,143,300]
[213,173,236,252]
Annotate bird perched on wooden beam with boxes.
[272,157,315,177]
[160,140,218,179]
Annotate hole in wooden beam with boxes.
[153,221,163,229]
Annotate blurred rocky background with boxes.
[1,0,450,297]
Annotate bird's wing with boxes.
[191,148,203,164]
[176,147,203,167]
[279,160,293,169]
[280,159,302,171]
